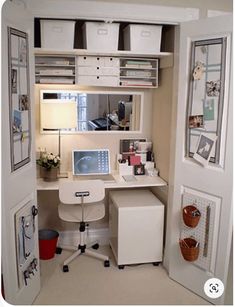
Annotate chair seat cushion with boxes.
[58,201,105,222]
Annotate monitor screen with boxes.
[72,149,110,175]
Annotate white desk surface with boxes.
[37,172,167,191]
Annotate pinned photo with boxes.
[189,115,204,128]
[11,69,17,93]
[206,80,220,97]
[19,37,27,65]
[19,95,29,111]
[193,61,205,80]
[193,133,217,166]
[13,110,22,133]
[203,99,215,121]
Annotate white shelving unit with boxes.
[34,49,171,87]
[35,54,76,84]
[119,57,158,88]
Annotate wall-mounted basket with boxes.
[183,205,201,228]
[179,238,199,262]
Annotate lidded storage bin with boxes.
[124,24,162,53]
[83,22,120,52]
[40,20,75,50]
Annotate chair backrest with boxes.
[59,180,105,205]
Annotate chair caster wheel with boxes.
[63,265,69,272]
[104,260,110,267]
[56,247,62,254]
[153,262,160,266]
[118,265,125,269]
[92,243,99,250]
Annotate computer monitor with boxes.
[72,149,110,175]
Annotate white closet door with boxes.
[168,15,232,305]
[2,1,40,304]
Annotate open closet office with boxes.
[1,0,233,305]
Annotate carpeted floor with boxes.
[33,245,210,305]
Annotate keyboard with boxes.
[73,174,116,183]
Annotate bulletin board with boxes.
[186,37,227,164]
[8,27,31,171]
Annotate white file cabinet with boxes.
[109,189,164,269]
[77,56,120,87]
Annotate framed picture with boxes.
[134,164,145,176]
[8,27,31,171]
[186,37,228,165]
[120,138,146,154]
[193,133,217,166]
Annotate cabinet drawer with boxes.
[104,57,119,67]
[78,66,119,76]
[77,56,119,67]
[78,75,119,87]
[77,56,105,66]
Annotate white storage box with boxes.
[117,162,133,176]
[83,22,120,52]
[41,20,75,50]
[124,24,162,53]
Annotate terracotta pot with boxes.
[40,167,58,181]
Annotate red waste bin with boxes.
[39,229,59,260]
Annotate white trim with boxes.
[26,0,200,24]
[207,10,232,18]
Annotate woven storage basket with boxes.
[183,205,201,228]
[179,238,199,262]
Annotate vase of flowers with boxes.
[37,151,60,181]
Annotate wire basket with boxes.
[179,238,199,262]
[182,205,201,228]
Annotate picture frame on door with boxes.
[8,27,31,171]
[185,37,227,165]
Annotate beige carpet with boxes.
[33,246,210,305]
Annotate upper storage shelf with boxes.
[34,48,172,58]
[34,18,174,87]
[34,18,174,54]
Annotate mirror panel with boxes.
[40,90,142,132]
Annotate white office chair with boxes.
[58,180,110,272]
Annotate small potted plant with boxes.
[37,151,60,181]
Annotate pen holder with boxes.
[117,162,133,176]
[183,205,201,228]
[179,238,199,262]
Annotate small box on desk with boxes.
[117,162,133,176]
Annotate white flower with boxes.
[48,154,54,160]
[54,158,58,164]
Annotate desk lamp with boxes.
[40,100,77,176]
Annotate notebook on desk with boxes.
[72,149,115,182]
